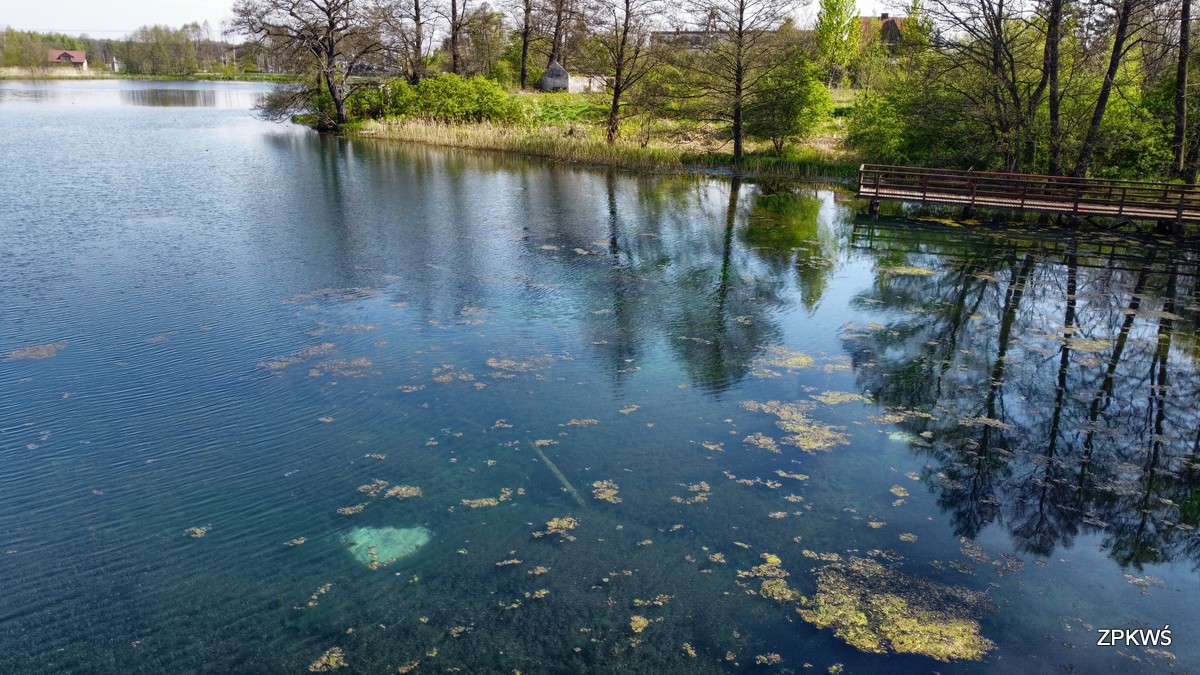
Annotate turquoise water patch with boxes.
[344,526,432,568]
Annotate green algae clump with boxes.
[592,480,621,503]
[798,557,995,662]
[343,526,431,569]
[739,552,800,603]
[534,516,579,541]
[741,400,849,453]
[811,391,868,405]
[883,265,936,276]
[760,346,815,370]
[308,647,346,672]
[760,578,802,602]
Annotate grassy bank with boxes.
[353,118,861,181]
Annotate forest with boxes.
[3,0,1197,181]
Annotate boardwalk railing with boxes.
[857,164,1200,224]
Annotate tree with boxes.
[813,0,857,86]
[1043,0,1067,174]
[120,25,199,75]
[925,0,1052,172]
[686,0,798,162]
[383,0,430,84]
[1172,0,1191,177]
[745,62,832,151]
[462,5,510,76]
[515,0,536,86]
[435,0,472,73]
[544,0,573,67]
[231,0,386,130]
[589,0,663,143]
[1073,0,1144,177]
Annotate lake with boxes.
[1,79,1198,673]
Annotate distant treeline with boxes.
[0,25,278,75]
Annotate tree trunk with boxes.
[1173,0,1191,177]
[410,0,425,84]
[607,77,624,144]
[548,0,566,69]
[450,0,462,74]
[733,33,745,163]
[327,70,347,127]
[733,92,744,162]
[519,0,531,89]
[1073,0,1135,178]
[1047,0,1064,174]
[1185,132,1199,185]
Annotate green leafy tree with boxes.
[813,0,857,86]
[684,0,800,162]
[119,25,199,75]
[745,63,832,152]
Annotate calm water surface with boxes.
[1,80,1198,673]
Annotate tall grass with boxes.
[354,119,860,180]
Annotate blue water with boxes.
[1,79,1198,673]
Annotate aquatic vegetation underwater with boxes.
[4,340,68,360]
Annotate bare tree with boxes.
[231,0,385,129]
[590,0,663,143]
[434,0,472,73]
[383,0,430,83]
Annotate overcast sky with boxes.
[3,0,890,39]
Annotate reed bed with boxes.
[354,119,860,180]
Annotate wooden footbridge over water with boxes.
[857,164,1200,229]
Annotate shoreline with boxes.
[0,68,298,83]
[349,119,862,183]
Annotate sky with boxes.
[1,0,890,39]
[1,0,236,37]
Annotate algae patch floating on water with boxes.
[343,526,431,569]
[798,557,995,662]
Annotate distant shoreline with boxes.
[0,67,298,83]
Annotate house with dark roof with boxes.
[47,50,88,70]
[861,14,905,51]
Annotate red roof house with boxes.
[47,50,88,69]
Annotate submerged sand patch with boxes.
[343,526,431,569]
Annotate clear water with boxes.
[1,80,1198,674]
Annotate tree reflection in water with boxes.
[845,220,1200,569]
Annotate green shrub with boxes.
[381,78,418,117]
[394,73,524,124]
[346,86,386,119]
[847,91,906,164]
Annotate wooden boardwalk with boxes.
[857,164,1200,225]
